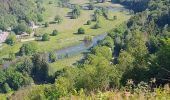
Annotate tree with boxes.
[18,57,33,75]
[52,30,58,36]
[126,30,148,66]
[155,39,170,83]
[87,20,91,25]
[100,36,114,49]
[92,9,102,21]
[71,5,81,19]
[5,70,31,90]
[9,51,15,60]
[19,42,38,56]
[5,32,16,46]
[32,53,49,81]
[45,22,49,27]
[2,83,11,93]
[117,50,134,73]
[14,22,32,34]
[49,51,57,63]
[54,15,63,24]
[78,28,85,34]
[42,33,50,41]
[93,21,101,29]
[92,46,112,61]
[37,14,44,22]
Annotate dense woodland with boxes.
[0,0,44,32]
[0,0,170,99]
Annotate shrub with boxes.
[19,42,38,56]
[55,15,63,24]
[49,51,57,63]
[52,30,58,36]
[84,36,93,43]
[49,1,53,4]
[78,27,85,34]
[42,33,50,41]
[45,22,49,27]
[2,83,11,93]
[5,32,16,46]
[87,20,91,25]
[93,22,101,29]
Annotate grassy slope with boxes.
[49,53,83,75]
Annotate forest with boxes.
[0,0,170,99]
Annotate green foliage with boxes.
[14,22,32,34]
[42,33,50,41]
[54,15,63,24]
[78,27,85,34]
[58,0,70,7]
[37,14,44,22]
[5,33,16,46]
[93,21,101,29]
[49,51,57,63]
[100,36,114,49]
[17,57,33,76]
[32,53,49,81]
[2,83,11,93]
[51,30,58,36]
[45,22,49,27]
[92,46,112,61]
[0,0,40,30]
[84,36,93,43]
[19,42,38,56]
[154,39,170,83]
[71,5,81,19]
[8,51,15,60]
[87,20,91,25]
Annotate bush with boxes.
[19,42,38,56]
[84,36,93,43]
[55,15,63,24]
[87,20,91,25]
[49,1,53,4]
[37,14,44,22]
[42,33,50,41]
[49,51,57,63]
[93,22,101,29]
[2,83,11,93]
[78,27,85,34]
[45,22,49,27]
[113,16,117,20]
[52,30,58,36]
[5,32,16,46]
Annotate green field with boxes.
[49,53,83,75]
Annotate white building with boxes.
[0,30,9,43]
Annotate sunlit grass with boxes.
[49,53,83,75]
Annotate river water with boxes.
[56,33,107,59]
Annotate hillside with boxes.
[0,0,170,99]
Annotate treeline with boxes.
[0,0,44,31]
[111,0,149,12]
